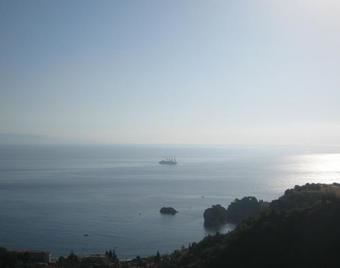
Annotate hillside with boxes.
[164,183,340,268]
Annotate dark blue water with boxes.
[0,145,339,258]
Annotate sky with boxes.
[1,0,340,145]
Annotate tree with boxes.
[155,250,161,262]
[105,249,118,263]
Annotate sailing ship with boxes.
[159,157,177,165]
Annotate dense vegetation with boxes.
[0,248,50,268]
[225,196,269,223]
[166,183,340,268]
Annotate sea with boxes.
[0,144,340,258]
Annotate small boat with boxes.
[159,157,177,165]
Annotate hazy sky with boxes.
[1,0,340,145]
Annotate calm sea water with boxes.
[0,144,340,258]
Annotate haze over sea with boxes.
[0,144,340,258]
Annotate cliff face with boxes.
[169,183,340,268]
[203,204,228,227]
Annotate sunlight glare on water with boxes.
[294,154,340,173]
[282,153,340,186]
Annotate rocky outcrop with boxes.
[160,207,178,215]
[203,204,228,227]
[225,196,269,224]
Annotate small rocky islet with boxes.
[160,207,178,215]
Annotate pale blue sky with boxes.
[1,0,340,145]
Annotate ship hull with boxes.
[159,160,177,165]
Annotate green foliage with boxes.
[165,183,340,268]
[155,250,161,262]
[226,196,268,224]
[105,249,118,262]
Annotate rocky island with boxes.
[203,196,269,227]
[203,204,228,227]
[160,207,178,215]
[225,196,269,224]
